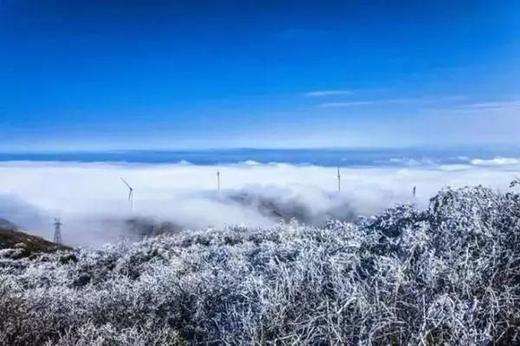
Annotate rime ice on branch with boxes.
[0,184,519,345]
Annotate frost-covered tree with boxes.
[0,184,519,345]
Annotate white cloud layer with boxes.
[470,157,520,166]
[305,89,353,97]
[0,159,518,247]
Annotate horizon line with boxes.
[0,144,518,155]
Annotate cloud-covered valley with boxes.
[0,159,518,246]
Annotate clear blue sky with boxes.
[1,0,519,151]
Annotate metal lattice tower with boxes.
[53,218,62,245]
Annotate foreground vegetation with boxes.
[1,184,519,345]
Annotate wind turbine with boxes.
[412,185,417,199]
[216,171,221,193]
[337,167,341,193]
[120,177,134,211]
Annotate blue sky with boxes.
[1,0,519,151]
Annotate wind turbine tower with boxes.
[337,167,341,193]
[120,178,134,211]
[53,218,62,245]
[216,171,221,193]
[413,185,417,199]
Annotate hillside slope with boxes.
[0,185,519,345]
[0,220,70,255]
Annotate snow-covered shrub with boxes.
[0,185,519,345]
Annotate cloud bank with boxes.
[0,159,518,246]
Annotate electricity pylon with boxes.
[53,218,62,245]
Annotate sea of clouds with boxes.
[0,158,519,246]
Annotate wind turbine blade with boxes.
[120,177,132,190]
[128,190,132,201]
